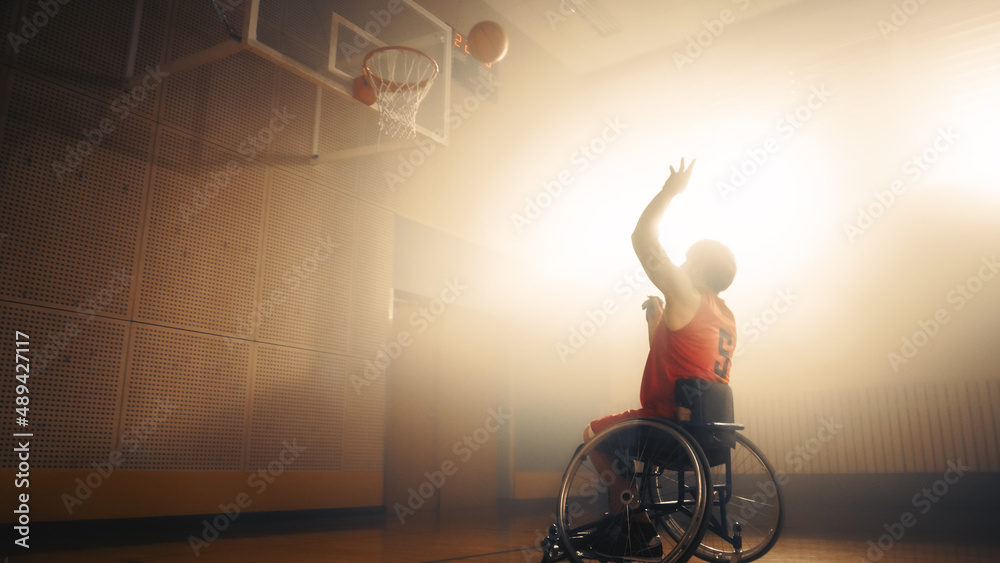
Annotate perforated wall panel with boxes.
[1,2,18,64]
[138,127,266,335]
[0,71,149,316]
[271,68,361,196]
[357,150,401,210]
[132,1,171,100]
[0,0,393,498]
[267,69,317,165]
[256,168,355,353]
[257,0,282,26]
[356,110,432,217]
[343,358,385,472]
[0,64,10,135]
[169,0,242,61]
[161,50,276,153]
[0,303,127,469]
[10,0,163,119]
[121,325,249,470]
[350,201,392,358]
[249,344,346,471]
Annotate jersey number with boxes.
[714,328,733,380]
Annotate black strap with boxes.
[210,0,242,42]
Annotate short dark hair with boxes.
[686,240,737,293]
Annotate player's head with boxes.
[683,240,737,293]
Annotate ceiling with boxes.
[481,0,807,75]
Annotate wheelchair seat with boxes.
[674,378,742,467]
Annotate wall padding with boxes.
[137,127,267,335]
[0,303,128,469]
[2,2,19,65]
[267,69,317,164]
[8,0,165,119]
[121,324,249,470]
[161,50,277,153]
[350,201,393,358]
[0,71,150,316]
[270,68,361,196]
[356,111,434,218]
[168,0,242,62]
[256,168,355,352]
[343,358,385,472]
[250,344,346,471]
[0,0,395,511]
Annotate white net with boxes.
[364,47,439,139]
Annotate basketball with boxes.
[467,21,508,64]
[352,74,376,106]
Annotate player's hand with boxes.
[642,295,664,322]
[660,158,696,197]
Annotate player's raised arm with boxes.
[631,158,702,330]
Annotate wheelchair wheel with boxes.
[676,433,784,563]
[557,419,711,563]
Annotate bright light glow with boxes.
[542,134,826,291]
[662,142,825,273]
[540,163,647,280]
[943,100,1000,189]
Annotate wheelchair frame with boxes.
[540,416,784,563]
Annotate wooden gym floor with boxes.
[10,507,1000,562]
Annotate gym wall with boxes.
[0,0,401,522]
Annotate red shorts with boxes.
[589,405,676,435]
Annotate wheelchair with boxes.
[540,379,784,563]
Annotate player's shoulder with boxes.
[704,290,736,321]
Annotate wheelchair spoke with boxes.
[729,493,776,510]
[688,432,784,563]
[556,419,711,563]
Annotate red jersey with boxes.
[639,289,737,418]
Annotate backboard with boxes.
[254,0,452,145]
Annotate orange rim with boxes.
[362,46,439,93]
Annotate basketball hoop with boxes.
[361,46,439,139]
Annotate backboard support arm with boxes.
[122,0,429,163]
